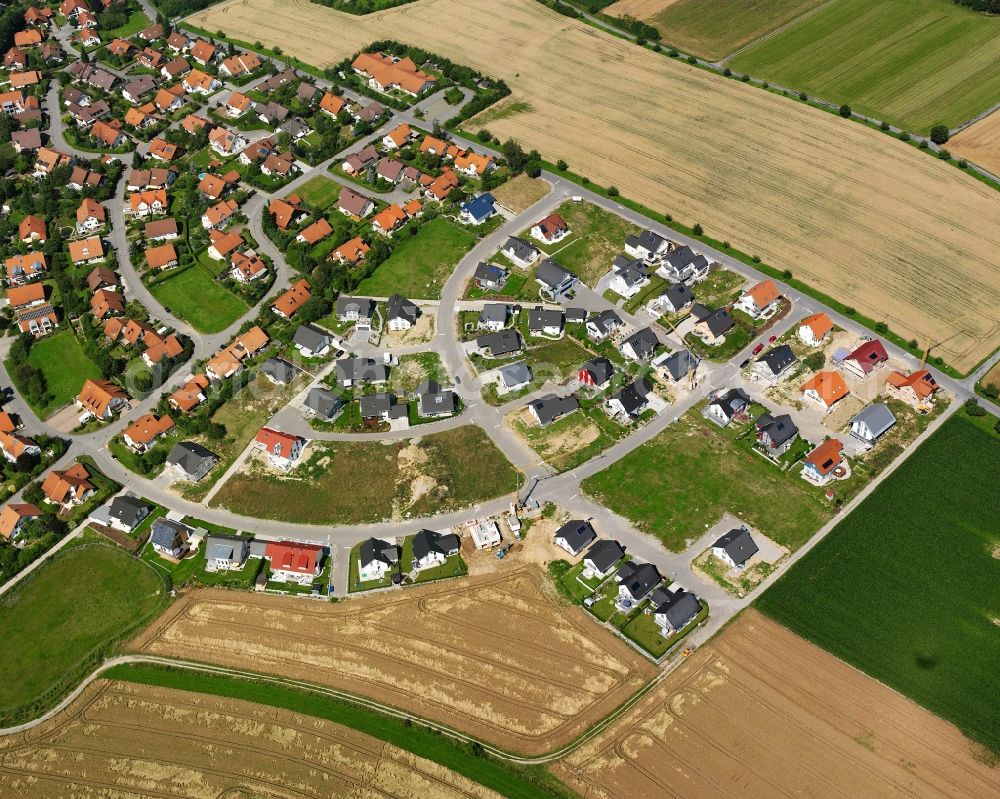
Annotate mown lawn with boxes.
[582,407,830,551]
[730,0,1000,131]
[294,175,341,211]
[100,9,149,40]
[637,0,823,61]
[20,330,102,418]
[758,415,1000,753]
[210,425,519,524]
[356,218,477,299]
[149,266,248,333]
[0,544,167,723]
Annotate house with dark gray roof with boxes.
[625,229,669,261]
[336,296,375,328]
[417,380,455,418]
[205,533,252,572]
[527,307,564,337]
[386,294,418,331]
[335,357,388,387]
[303,387,343,421]
[497,361,532,392]
[712,527,759,570]
[278,117,311,139]
[535,259,578,298]
[565,307,587,324]
[478,302,509,332]
[607,377,651,420]
[621,327,659,362]
[501,236,539,267]
[691,303,735,343]
[554,519,596,556]
[260,357,298,386]
[529,393,579,427]
[755,413,799,456]
[616,561,662,603]
[106,496,150,533]
[474,261,508,290]
[358,537,400,581]
[150,518,193,559]
[293,323,333,357]
[166,441,218,482]
[411,529,460,569]
[754,344,797,383]
[850,403,896,444]
[359,392,406,421]
[476,329,522,358]
[583,539,625,577]
[578,357,614,389]
[649,282,691,315]
[586,309,622,342]
[656,245,710,282]
[654,349,697,383]
[608,255,650,298]
[707,388,751,426]
[654,589,702,634]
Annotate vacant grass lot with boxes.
[582,408,829,551]
[613,0,824,61]
[13,330,103,419]
[490,173,550,213]
[149,266,247,333]
[730,0,1000,132]
[0,544,166,723]
[210,425,518,523]
[356,218,477,299]
[758,416,1000,753]
[512,409,624,472]
[294,175,341,211]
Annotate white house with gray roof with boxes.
[712,527,759,570]
[850,403,896,445]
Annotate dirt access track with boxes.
[553,610,1000,798]
[0,679,502,799]
[192,0,1000,373]
[131,567,657,755]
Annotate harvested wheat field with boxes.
[193,0,1000,372]
[131,568,656,755]
[553,610,1000,799]
[0,679,501,799]
[949,110,1000,181]
[606,0,682,19]
[489,173,551,213]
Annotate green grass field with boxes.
[356,218,477,299]
[104,663,575,799]
[730,0,1000,131]
[0,544,167,723]
[20,330,102,418]
[757,415,1000,752]
[582,407,830,551]
[294,175,341,210]
[100,9,150,40]
[210,425,519,523]
[149,265,248,333]
[639,0,823,61]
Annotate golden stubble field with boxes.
[192,0,1000,372]
[0,680,502,799]
[130,567,657,755]
[949,110,1000,181]
[553,610,1000,799]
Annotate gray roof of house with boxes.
[418,382,455,416]
[535,258,575,290]
[359,537,399,568]
[655,589,701,629]
[585,539,624,572]
[304,387,342,419]
[477,329,522,356]
[713,527,759,566]
[756,344,797,376]
[479,302,509,325]
[632,229,667,252]
[661,282,691,309]
[530,393,579,425]
[359,392,405,419]
[108,495,148,527]
[616,561,662,600]
[498,361,532,388]
[149,518,191,550]
[474,261,507,284]
[413,529,459,560]
[261,357,297,384]
[661,349,696,381]
[712,388,750,417]
[555,520,596,554]
[691,304,735,337]
[612,255,649,286]
[527,307,564,331]
[293,323,332,353]
[503,236,538,261]
[278,117,310,137]
[336,357,388,384]
[386,294,418,325]
[166,441,218,475]
[758,413,798,446]
[852,403,897,437]
[124,75,156,97]
[565,307,587,324]
[587,309,621,335]
[336,296,374,319]
[205,533,251,564]
[623,327,659,359]
[580,357,614,386]
[610,377,651,416]
[663,245,707,271]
